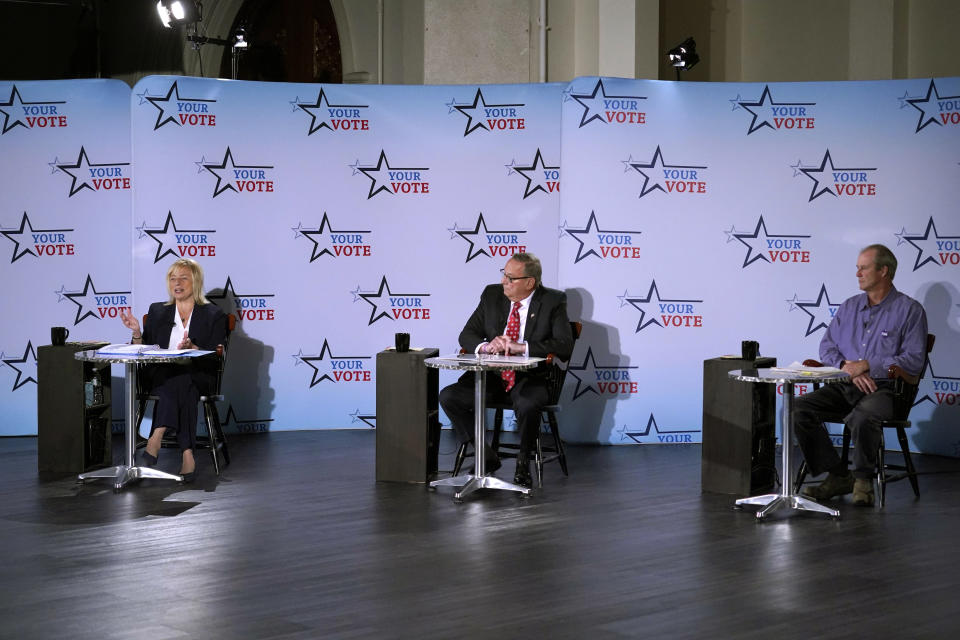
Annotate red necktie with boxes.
[501,301,522,391]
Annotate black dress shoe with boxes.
[180,470,196,484]
[513,460,532,487]
[142,450,158,466]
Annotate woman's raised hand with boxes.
[120,308,141,334]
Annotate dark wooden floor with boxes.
[1,431,959,639]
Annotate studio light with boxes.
[667,37,700,72]
[156,0,201,28]
[232,27,248,50]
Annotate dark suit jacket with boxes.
[141,301,229,389]
[459,284,574,377]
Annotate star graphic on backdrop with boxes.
[789,158,809,177]
[450,88,523,136]
[293,213,371,262]
[731,215,810,268]
[145,82,183,129]
[144,81,215,130]
[356,276,427,325]
[1,212,71,263]
[623,146,707,199]
[896,90,913,110]
[297,340,369,388]
[453,213,525,263]
[142,211,215,263]
[62,275,129,325]
[798,149,876,202]
[905,79,959,133]
[736,85,815,134]
[0,85,29,133]
[358,277,397,324]
[728,93,743,111]
[204,148,249,198]
[1,85,63,135]
[206,276,274,317]
[898,216,959,271]
[56,148,96,196]
[56,147,129,197]
[566,347,639,400]
[353,150,427,199]
[911,360,960,408]
[298,340,337,387]
[619,281,702,333]
[445,222,463,240]
[723,225,739,243]
[565,347,601,399]
[2,341,38,390]
[618,414,698,442]
[206,276,240,314]
[203,148,273,198]
[134,88,153,106]
[564,211,641,264]
[785,293,802,312]
[219,404,275,430]
[793,283,839,336]
[296,88,368,135]
[509,148,559,198]
[569,78,646,128]
[349,409,376,428]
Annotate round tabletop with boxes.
[74,349,199,365]
[729,368,849,385]
[424,355,544,373]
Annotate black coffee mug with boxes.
[741,340,759,361]
[51,326,69,346]
[395,332,410,353]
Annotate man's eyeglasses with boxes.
[500,269,534,284]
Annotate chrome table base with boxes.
[78,464,183,491]
[76,360,183,490]
[735,493,839,519]
[429,367,531,500]
[731,376,841,520]
[430,473,531,501]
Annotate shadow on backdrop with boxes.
[564,287,625,444]
[913,281,960,456]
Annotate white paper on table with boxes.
[140,348,213,357]
[96,343,160,355]
[769,361,844,377]
[438,353,545,365]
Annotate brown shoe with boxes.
[853,478,875,506]
[802,472,854,501]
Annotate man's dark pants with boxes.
[793,380,895,479]
[439,372,549,460]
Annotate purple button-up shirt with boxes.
[819,285,928,378]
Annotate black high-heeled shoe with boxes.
[180,470,196,484]
[142,450,158,466]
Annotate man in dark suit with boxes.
[439,253,574,487]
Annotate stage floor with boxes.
[2,430,959,639]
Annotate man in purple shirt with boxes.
[795,244,927,506]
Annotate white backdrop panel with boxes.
[130,77,563,434]
[557,77,960,455]
[1,79,132,436]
